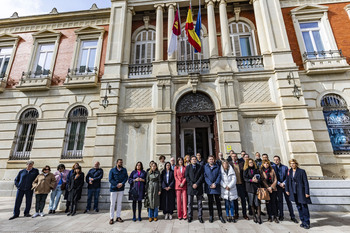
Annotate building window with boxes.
[32,43,54,77]
[77,40,98,73]
[11,108,39,160]
[229,22,255,57]
[62,106,88,159]
[179,28,208,61]
[133,29,156,64]
[300,22,326,58]
[0,47,12,79]
[321,94,350,154]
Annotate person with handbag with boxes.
[32,165,56,217]
[48,164,69,214]
[285,159,312,229]
[261,160,279,223]
[145,162,161,222]
[128,161,147,221]
[160,162,176,220]
[174,157,187,220]
[220,160,238,223]
[84,161,103,213]
[243,158,262,224]
[67,165,85,216]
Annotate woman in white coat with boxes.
[220,160,238,223]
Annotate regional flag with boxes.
[168,8,181,55]
[194,4,201,53]
[185,6,201,53]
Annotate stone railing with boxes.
[236,56,264,71]
[177,59,210,75]
[128,63,153,78]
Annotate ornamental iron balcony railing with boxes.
[22,69,51,79]
[129,63,153,77]
[303,50,343,60]
[67,66,98,76]
[236,56,264,71]
[177,59,210,75]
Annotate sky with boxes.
[0,0,111,18]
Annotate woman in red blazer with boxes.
[174,157,187,220]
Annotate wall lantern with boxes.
[287,71,302,100]
[102,82,112,109]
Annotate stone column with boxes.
[206,0,218,57]
[122,7,134,64]
[155,4,164,62]
[219,0,232,56]
[167,3,176,60]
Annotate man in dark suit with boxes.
[286,159,312,229]
[185,156,204,223]
[272,156,298,223]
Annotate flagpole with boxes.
[199,0,201,74]
[190,0,194,73]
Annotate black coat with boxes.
[285,168,312,204]
[185,164,204,196]
[243,168,261,194]
[67,172,85,203]
[160,170,175,212]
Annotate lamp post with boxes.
[287,71,301,100]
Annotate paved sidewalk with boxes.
[0,197,349,232]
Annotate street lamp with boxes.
[287,71,302,100]
[102,82,111,109]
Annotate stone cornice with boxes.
[280,0,350,8]
[0,8,110,34]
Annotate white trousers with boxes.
[110,191,123,219]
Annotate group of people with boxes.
[8,151,312,230]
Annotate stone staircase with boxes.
[1,179,349,212]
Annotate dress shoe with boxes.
[300,223,305,228]
[232,218,237,223]
[219,216,226,223]
[67,212,72,216]
[9,215,18,220]
[268,217,272,222]
[258,217,262,224]
[209,216,214,223]
[234,214,238,220]
[279,216,284,221]
[94,209,99,212]
[198,217,204,223]
[138,216,142,221]
[149,218,153,222]
[71,212,76,216]
[132,216,137,222]
[253,215,258,223]
[52,210,56,214]
[188,217,192,223]
[109,219,114,225]
[65,208,69,213]
[291,217,298,223]
[274,217,279,223]
[84,209,89,214]
[304,224,310,229]
[243,215,250,220]
[116,217,124,222]
[24,214,31,217]
[48,210,53,214]
[226,217,231,223]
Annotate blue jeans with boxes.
[148,207,159,218]
[225,199,235,217]
[13,189,33,216]
[86,188,100,210]
[49,185,62,211]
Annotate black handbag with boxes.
[129,186,139,200]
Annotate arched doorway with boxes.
[175,92,219,161]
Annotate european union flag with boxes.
[194,4,201,53]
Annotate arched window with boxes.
[321,94,350,154]
[229,21,256,57]
[133,29,156,64]
[11,108,39,160]
[179,27,208,61]
[62,106,88,159]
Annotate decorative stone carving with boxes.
[240,81,272,103]
[90,3,99,10]
[234,7,241,22]
[188,74,200,93]
[143,16,150,30]
[176,92,215,113]
[125,87,152,109]
[11,12,18,18]
[50,8,58,14]
[255,118,265,124]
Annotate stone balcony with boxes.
[303,50,350,75]
[16,71,51,91]
[64,67,99,88]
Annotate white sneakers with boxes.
[32,212,44,218]
[164,214,172,220]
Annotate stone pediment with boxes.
[291,4,328,15]
[74,25,105,35]
[32,29,61,39]
[0,33,20,42]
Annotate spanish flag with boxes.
[185,6,201,53]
